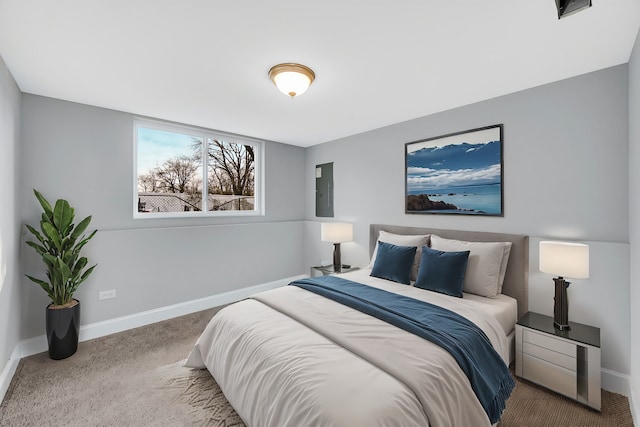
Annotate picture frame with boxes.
[405,124,503,216]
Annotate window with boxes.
[134,121,263,218]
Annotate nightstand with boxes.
[515,311,601,410]
[310,265,360,277]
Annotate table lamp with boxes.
[539,241,590,330]
[321,223,353,272]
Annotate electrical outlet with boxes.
[99,289,116,300]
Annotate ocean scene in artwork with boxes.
[406,127,502,215]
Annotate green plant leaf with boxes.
[40,213,52,235]
[53,199,74,234]
[63,249,75,263]
[60,236,72,253]
[33,189,53,221]
[42,222,61,252]
[25,274,49,288]
[72,257,88,277]
[25,275,53,299]
[73,229,97,254]
[78,264,97,284]
[71,216,92,240]
[25,224,45,243]
[26,241,46,256]
[43,253,57,269]
[57,258,72,285]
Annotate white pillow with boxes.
[430,235,511,298]
[497,243,513,294]
[369,231,430,281]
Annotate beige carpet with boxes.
[499,370,633,427]
[0,307,633,426]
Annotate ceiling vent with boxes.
[555,0,592,19]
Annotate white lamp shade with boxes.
[321,223,353,243]
[273,71,312,97]
[539,241,589,279]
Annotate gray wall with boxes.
[305,64,628,255]
[304,65,631,378]
[19,95,306,338]
[0,56,21,371]
[628,27,640,418]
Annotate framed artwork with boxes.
[405,124,503,216]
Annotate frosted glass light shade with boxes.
[321,223,353,243]
[539,241,589,279]
[269,63,315,98]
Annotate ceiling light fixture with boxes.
[268,63,315,98]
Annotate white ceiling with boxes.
[1,1,639,147]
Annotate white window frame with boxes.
[133,119,265,219]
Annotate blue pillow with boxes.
[370,241,417,285]
[415,246,470,298]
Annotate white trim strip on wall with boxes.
[0,274,304,404]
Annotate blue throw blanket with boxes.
[290,276,514,424]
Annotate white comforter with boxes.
[186,271,510,427]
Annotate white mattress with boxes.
[342,269,518,336]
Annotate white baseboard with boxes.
[630,386,639,427]
[0,353,20,405]
[602,368,631,396]
[0,274,305,404]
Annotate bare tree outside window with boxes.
[138,170,159,192]
[155,155,200,194]
[207,139,255,202]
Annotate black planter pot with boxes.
[46,299,81,360]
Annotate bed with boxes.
[186,225,529,427]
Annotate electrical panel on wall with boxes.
[315,162,334,217]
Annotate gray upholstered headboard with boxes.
[370,224,529,318]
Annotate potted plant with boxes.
[25,189,97,360]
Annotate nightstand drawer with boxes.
[523,329,575,357]
[522,353,577,399]
[523,341,576,371]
